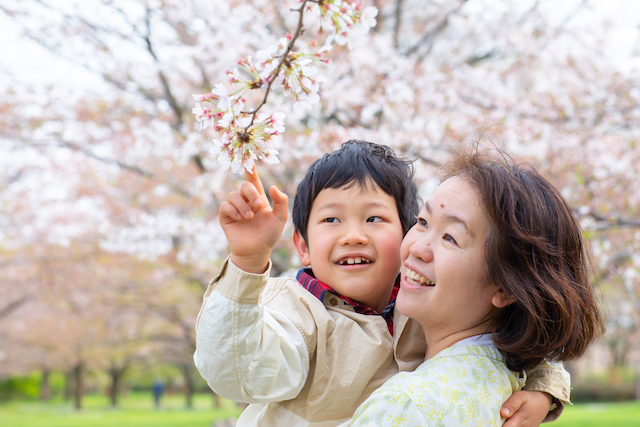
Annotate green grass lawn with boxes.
[552,402,640,426]
[3,394,640,426]
[0,392,242,427]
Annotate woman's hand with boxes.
[501,390,552,427]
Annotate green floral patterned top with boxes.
[350,334,526,426]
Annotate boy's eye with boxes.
[366,216,383,223]
[443,234,458,245]
[417,217,428,227]
[323,217,339,223]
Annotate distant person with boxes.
[153,379,164,409]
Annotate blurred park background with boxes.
[1,0,640,425]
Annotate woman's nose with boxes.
[409,235,434,262]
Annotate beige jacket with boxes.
[194,258,569,426]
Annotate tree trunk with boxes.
[181,363,194,409]
[40,367,51,401]
[73,362,85,411]
[108,367,125,408]
[64,369,73,401]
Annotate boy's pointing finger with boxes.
[245,164,266,196]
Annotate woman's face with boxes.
[396,176,501,343]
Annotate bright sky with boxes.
[588,0,640,72]
[0,10,104,90]
[0,1,638,88]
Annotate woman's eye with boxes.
[443,234,458,245]
[366,216,383,223]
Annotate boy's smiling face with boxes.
[294,183,404,313]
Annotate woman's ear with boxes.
[491,288,516,308]
[293,231,311,266]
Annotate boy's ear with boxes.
[293,231,311,266]
[491,288,516,309]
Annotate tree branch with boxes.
[194,59,211,90]
[404,0,469,59]
[625,279,640,315]
[248,0,311,126]
[142,8,184,129]
[25,139,193,198]
[0,295,34,319]
[457,91,640,126]
[466,48,496,65]
[393,0,405,50]
[584,212,640,231]
[65,141,154,178]
[271,0,289,32]
[416,153,442,168]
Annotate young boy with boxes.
[194,140,570,426]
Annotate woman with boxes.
[350,145,604,426]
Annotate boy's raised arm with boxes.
[219,165,288,273]
[194,166,312,403]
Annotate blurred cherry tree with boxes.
[1,0,639,405]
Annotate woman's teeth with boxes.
[338,257,371,265]
[405,268,435,286]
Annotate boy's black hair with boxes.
[292,140,419,243]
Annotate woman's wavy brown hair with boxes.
[440,144,605,372]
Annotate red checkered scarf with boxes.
[296,268,400,336]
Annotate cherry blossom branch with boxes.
[192,0,379,174]
[248,1,310,127]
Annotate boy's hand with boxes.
[219,165,288,274]
[501,390,552,427]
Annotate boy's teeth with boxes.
[339,257,370,265]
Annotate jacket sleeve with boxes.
[523,360,571,422]
[193,257,310,403]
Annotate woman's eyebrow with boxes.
[425,200,474,237]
